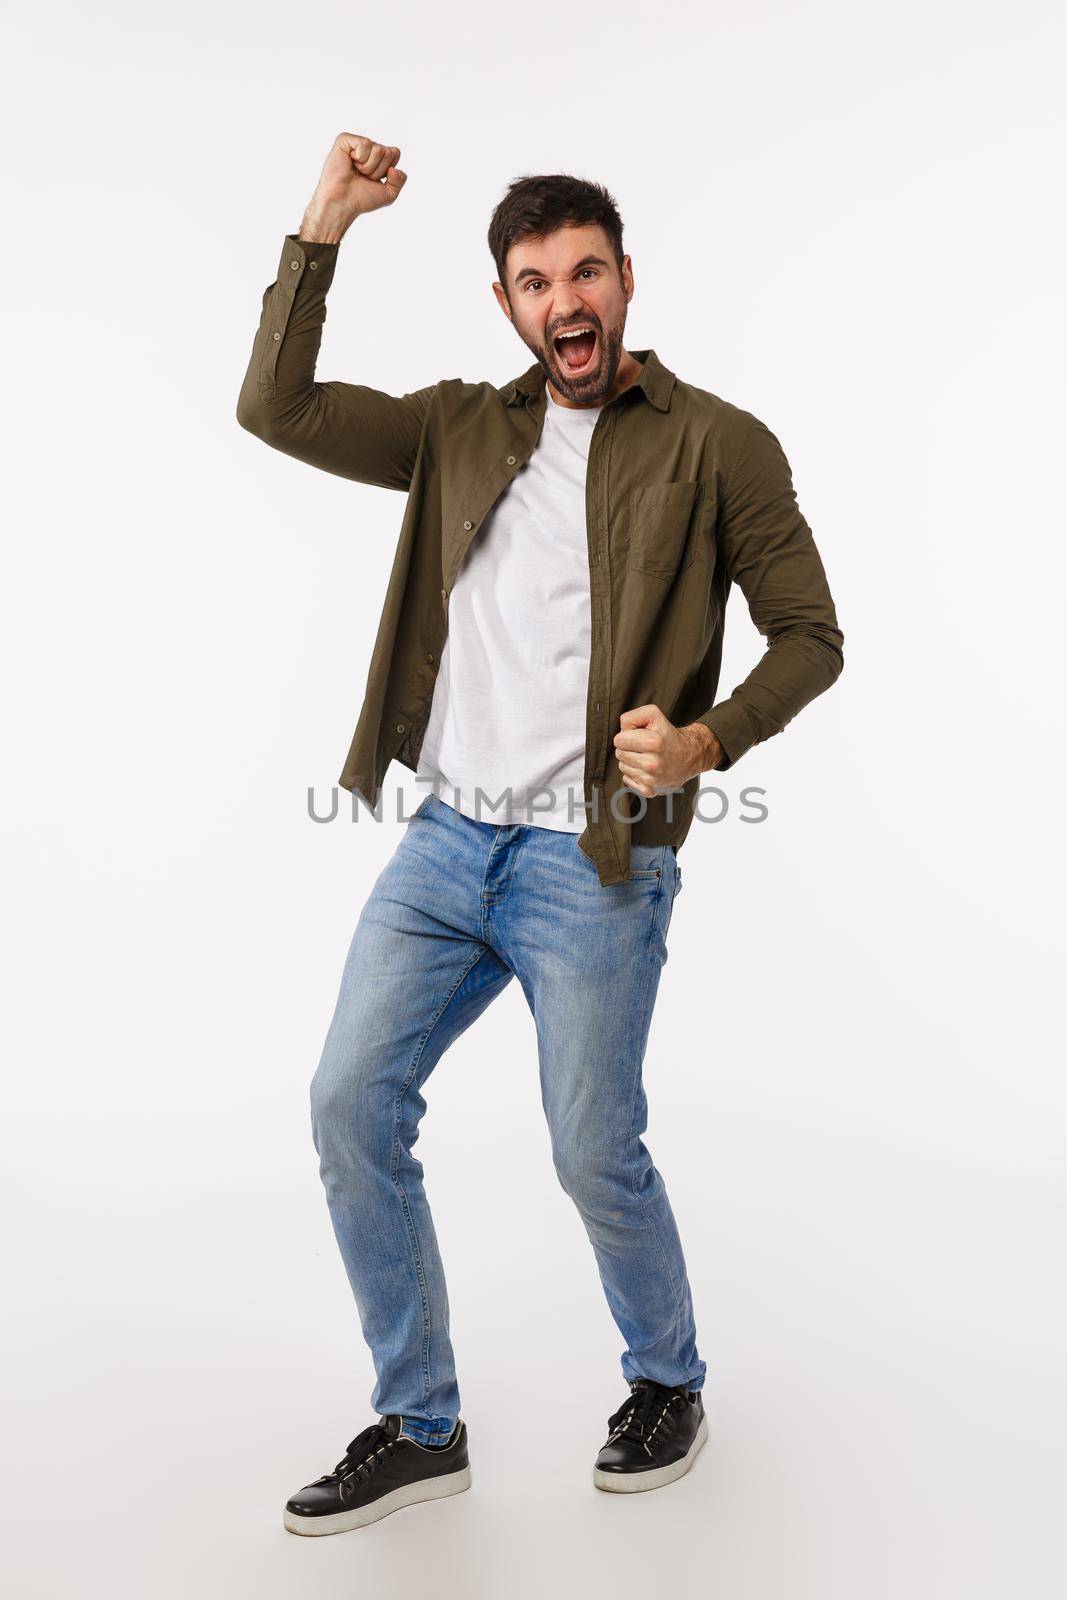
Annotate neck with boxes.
[607,347,644,401]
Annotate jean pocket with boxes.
[627,843,667,880]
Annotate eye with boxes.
[521,270,598,292]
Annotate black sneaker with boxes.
[593,1377,708,1493]
[284,1413,471,1535]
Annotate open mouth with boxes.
[553,325,599,376]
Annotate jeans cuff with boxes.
[398,1416,455,1447]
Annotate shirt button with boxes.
[441,588,448,600]
[309,260,318,270]
[396,722,406,734]
[290,260,300,270]
[426,651,435,662]
[506,455,517,466]
[463,520,473,531]
[272,331,281,340]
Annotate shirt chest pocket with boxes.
[626,480,705,580]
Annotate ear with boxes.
[492,280,513,323]
[621,253,635,305]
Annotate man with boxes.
[237,131,843,1534]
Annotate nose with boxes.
[551,287,588,327]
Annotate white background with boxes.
[3,1,1065,1594]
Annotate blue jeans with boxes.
[309,792,705,1446]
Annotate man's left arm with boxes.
[693,413,844,770]
[614,413,844,794]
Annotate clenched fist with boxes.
[299,132,407,244]
[614,705,725,798]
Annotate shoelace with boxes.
[313,1421,402,1487]
[606,1381,689,1454]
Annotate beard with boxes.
[525,312,626,405]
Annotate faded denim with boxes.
[309,791,705,1444]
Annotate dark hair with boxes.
[487,173,625,291]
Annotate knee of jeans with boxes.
[310,1054,376,1162]
[552,1147,628,1219]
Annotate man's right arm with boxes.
[236,132,435,492]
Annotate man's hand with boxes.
[613,705,724,798]
[299,132,408,244]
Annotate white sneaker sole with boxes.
[592,1413,708,1493]
[283,1463,472,1535]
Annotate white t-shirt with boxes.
[416,383,601,830]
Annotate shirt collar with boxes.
[500,348,676,413]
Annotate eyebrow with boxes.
[512,255,612,285]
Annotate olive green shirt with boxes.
[237,232,844,887]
